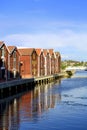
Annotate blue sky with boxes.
[0,0,87,61]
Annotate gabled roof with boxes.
[43,49,48,56]
[49,49,54,56]
[7,46,16,54]
[0,41,5,48]
[18,48,35,56]
[35,48,42,56]
[55,52,61,57]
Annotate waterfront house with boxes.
[7,46,20,79]
[0,40,61,81]
[36,49,45,76]
[18,48,38,78]
[18,48,33,78]
[43,49,51,76]
[40,49,45,76]
[31,48,38,77]
[49,49,56,75]
[43,49,47,76]
[0,41,8,81]
[55,52,61,73]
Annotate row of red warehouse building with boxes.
[0,41,61,82]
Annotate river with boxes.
[0,71,87,130]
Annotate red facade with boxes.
[43,49,51,76]
[18,48,32,78]
[31,49,38,77]
[49,49,55,75]
[46,51,51,75]
[7,46,20,79]
[18,48,38,78]
[0,41,8,81]
[36,49,45,76]
[55,52,61,73]
[40,51,45,76]
[58,53,61,73]
[0,41,61,81]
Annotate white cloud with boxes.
[2,30,87,51]
[1,29,87,61]
[2,33,65,48]
[61,54,70,59]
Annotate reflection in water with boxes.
[31,82,61,117]
[0,98,20,130]
[0,79,61,130]
[1,72,87,130]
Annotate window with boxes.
[1,47,5,57]
[13,51,16,69]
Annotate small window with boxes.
[32,53,36,60]
[13,51,16,69]
[1,47,5,57]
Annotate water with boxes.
[0,71,87,130]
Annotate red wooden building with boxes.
[0,40,61,81]
[55,52,61,73]
[43,49,51,76]
[7,46,20,79]
[49,49,56,75]
[0,41,8,81]
[36,49,45,76]
[18,48,38,78]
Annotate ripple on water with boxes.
[0,71,87,130]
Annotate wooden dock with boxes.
[0,73,68,99]
[0,73,64,89]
